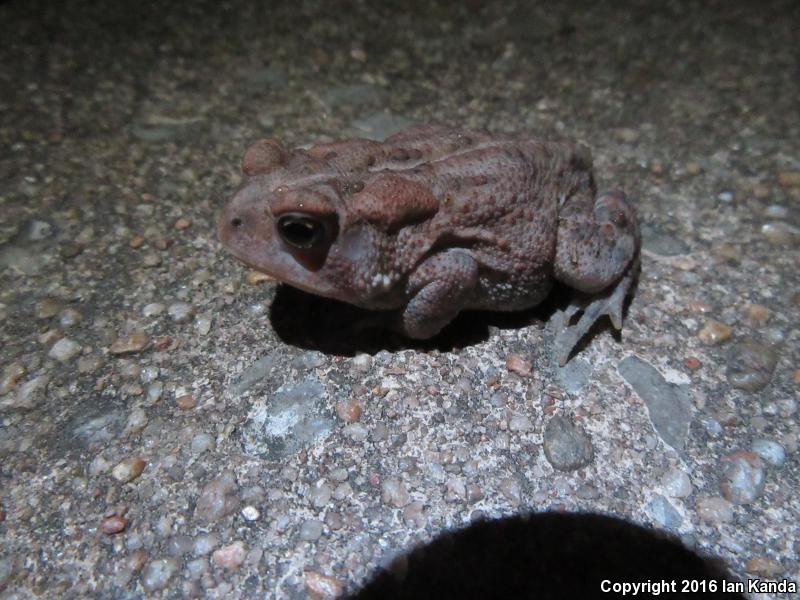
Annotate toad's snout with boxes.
[217,192,274,257]
[217,200,245,248]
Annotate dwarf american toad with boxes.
[218,125,640,364]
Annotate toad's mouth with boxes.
[220,239,351,302]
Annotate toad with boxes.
[218,125,640,364]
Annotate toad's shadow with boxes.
[345,512,744,600]
[269,283,607,356]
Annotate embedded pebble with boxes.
[646,494,683,529]
[661,468,693,498]
[176,394,196,410]
[719,451,765,505]
[185,557,207,580]
[112,457,146,483]
[140,366,159,383]
[212,541,247,569]
[508,413,532,432]
[764,327,784,345]
[58,242,83,260]
[499,477,522,506]
[335,399,362,423]
[0,375,50,409]
[697,319,732,345]
[381,479,410,508]
[764,204,788,218]
[701,416,723,437]
[615,127,639,143]
[619,356,691,451]
[146,382,163,403]
[142,303,165,317]
[0,244,48,275]
[778,170,800,187]
[686,162,702,175]
[195,316,212,336]
[167,302,194,323]
[48,338,81,362]
[556,358,592,393]
[120,361,141,380]
[745,303,770,327]
[299,519,324,541]
[302,482,331,512]
[25,220,53,241]
[304,570,343,599]
[166,535,193,557]
[402,500,426,527]
[543,416,593,470]
[239,377,334,459]
[123,408,148,437]
[193,533,219,555]
[0,362,26,395]
[110,332,149,355]
[750,439,785,467]
[343,423,369,442]
[58,308,82,327]
[89,454,112,476]
[0,556,13,590]
[99,515,129,535]
[351,353,371,371]
[726,340,778,392]
[696,496,734,524]
[78,355,102,373]
[684,356,701,370]
[761,222,800,245]
[36,298,62,319]
[141,558,178,592]
[745,556,784,577]
[506,354,532,376]
[115,550,146,587]
[230,353,276,395]
[142,252,162,267]
[333,482,353,502]
[466,483,483,503]
[292,351,327,370]
[194,471,239,522]
[241,505,260,521]
[191,432,215,454]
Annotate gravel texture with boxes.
[1,0,798,598]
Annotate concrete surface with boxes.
[1,0,798,598]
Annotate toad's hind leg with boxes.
[553,190,640,365]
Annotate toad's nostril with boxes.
[230,217,243,228]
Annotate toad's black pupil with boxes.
[277,215,323,249]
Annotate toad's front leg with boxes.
[400,249,479,339]
[553,190,641,365]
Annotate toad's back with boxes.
[321,127,596,309]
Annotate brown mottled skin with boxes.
[218,125,640,364]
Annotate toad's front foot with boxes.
[554,257,639,366]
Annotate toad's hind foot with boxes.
[554,258,638,366]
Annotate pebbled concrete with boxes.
[1,0,798,598]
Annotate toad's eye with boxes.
[276,213,325,249]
